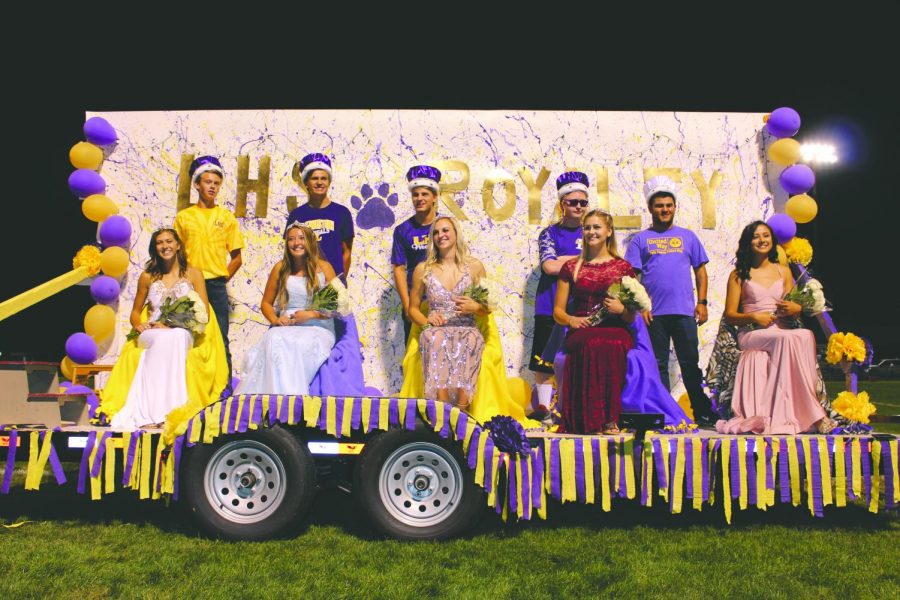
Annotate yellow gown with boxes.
[99,305,228,443]
[400,309,539,428]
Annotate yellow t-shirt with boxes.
[174,205,244,279]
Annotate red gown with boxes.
[559,258,635,434]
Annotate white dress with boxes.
[111,279,195,429]
[236,273,336,395]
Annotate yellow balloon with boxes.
[81,194,119,222]
[84,304,116,342]
[100,246,130,277]
[767,138,801,166]
[69,142,104,170]
[60,356,77,381]
[776,245,788,266]
[785,193,818,224]
[506,376,533,411]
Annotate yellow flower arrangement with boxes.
[782,237,813,266]
[826,332,867,364]
[72,245,102,277]
[831,390,877,424]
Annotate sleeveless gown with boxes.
[558,258,636,434]
[111,279,196,429]
[418,268,485,402]
[237,273,337,395]
[716,278,826,434]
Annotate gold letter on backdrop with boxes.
[235,155,271,218]
[482,169,517,222]
[691,170,722,229]
[518,167,550,225]
[285,161,307,213]
[432,160,470,221]
[176,154,195,212]
[596,168,642,229]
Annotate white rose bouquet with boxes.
[585,276,652,326]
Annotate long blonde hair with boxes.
[275,224,323,312]
[579,209,621,260]
[423,216,474,277]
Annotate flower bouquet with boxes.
[783,277,828,315]
[127,290,208,341]
[308,278,349,318]
[585,275,652,325]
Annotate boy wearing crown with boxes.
[284,153,355,283]
[174,155,244,394]
[624,176,716,426]
[392,165,440,342]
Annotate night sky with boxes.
[2,33,894,363]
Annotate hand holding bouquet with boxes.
[308,278,349,318]
[782,277,828,315]
[127,291,209,341]
[585,276,651,326]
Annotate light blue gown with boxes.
[237,273,336,395]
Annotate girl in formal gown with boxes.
[716,221,836,434]
[405,216,488,410]
[236,223,339,395]
[102,228,227,429]
[553,209,637,434]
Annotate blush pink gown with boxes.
[716,278,826,435]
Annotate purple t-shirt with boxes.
[391,216,434,288]
[534,223,583,316]
[285,202,355,279]
[624,225,708,316]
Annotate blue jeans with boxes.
[206,277,232,390]
[648,314,712,416]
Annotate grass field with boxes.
[1,383,898,598]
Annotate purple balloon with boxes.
[68,169,106,197]
[767,213,797,244]
[90,275,121,304]
[65,332,97,364]
[779,164,816,195]
[99,215,132,248]
[83,117,117,146]
[765,107,801,138]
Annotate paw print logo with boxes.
[351,182,399,230]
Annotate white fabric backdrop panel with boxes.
[88,109,773,398]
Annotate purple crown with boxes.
[300,153,333,180]
[189,155,224,182]
[406,165,442,193]
[555,171,589,199]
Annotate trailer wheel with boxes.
[182,427,315,540]
[355,427,483,540]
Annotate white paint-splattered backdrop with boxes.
[90,109,776,398]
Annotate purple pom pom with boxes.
[483,415,531,457]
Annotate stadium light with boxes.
[800,143,838,164]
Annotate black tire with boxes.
[182,426,315,541]
[354,426,484,540]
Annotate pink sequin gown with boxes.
[419,268,485,402]
[716,278,826,434]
